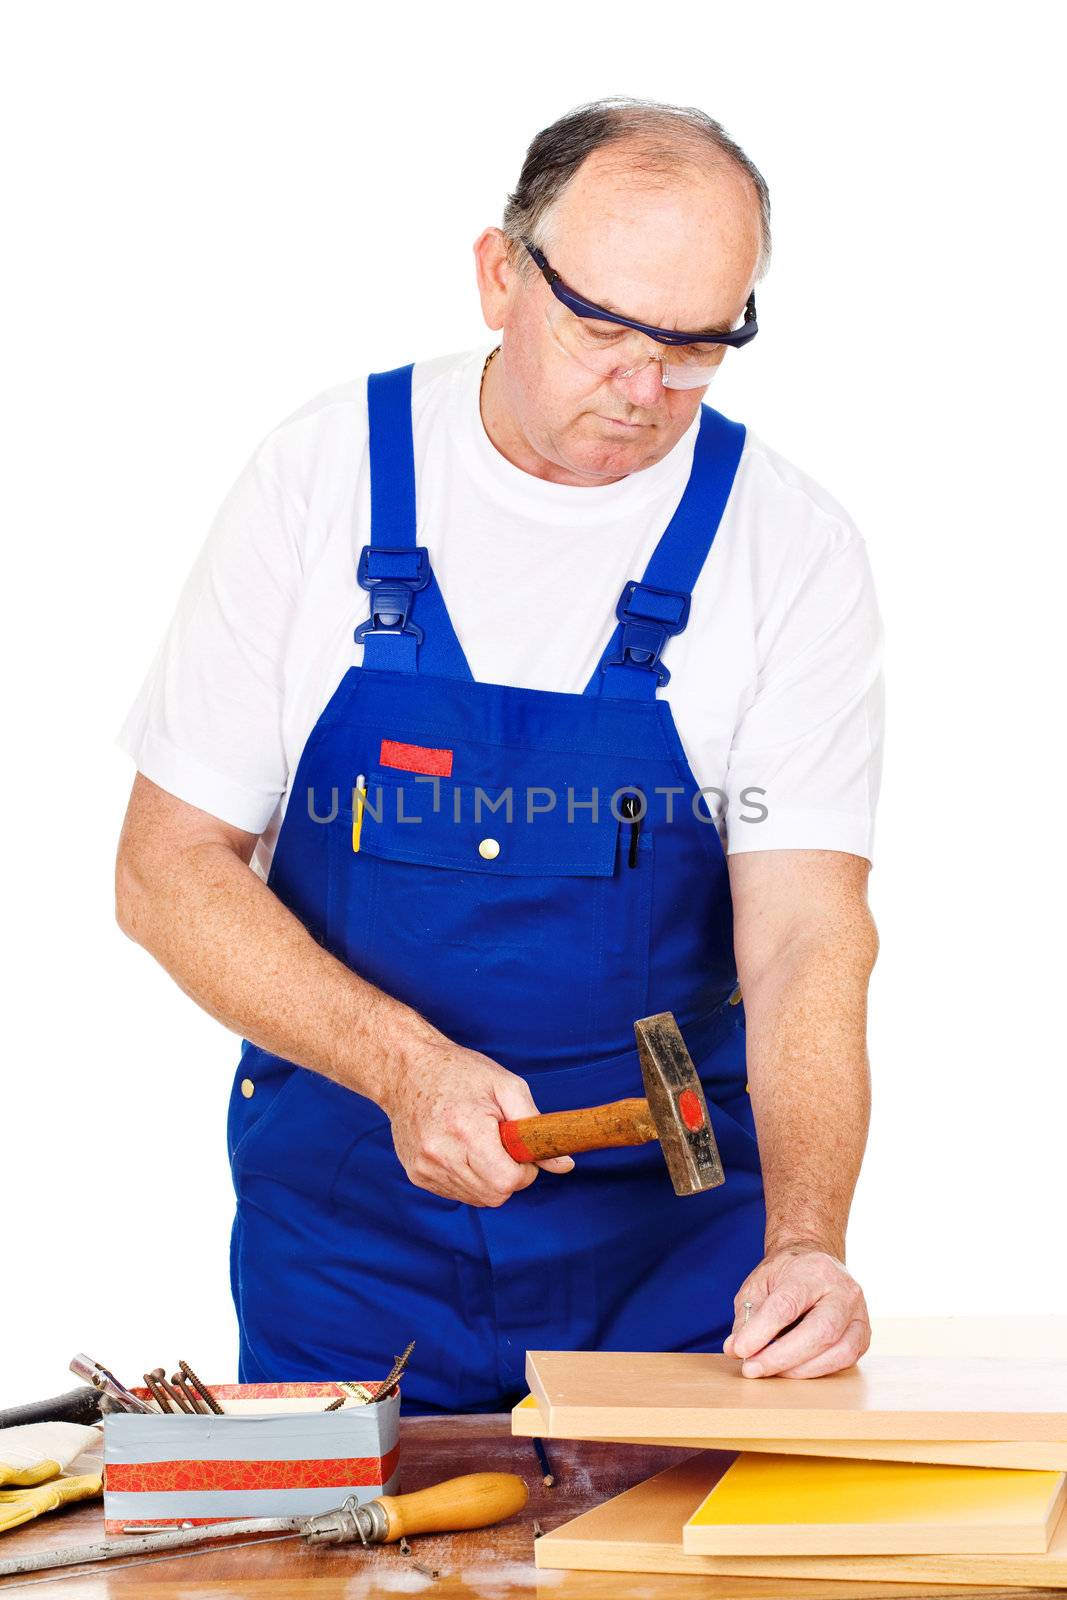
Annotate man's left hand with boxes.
[721,1245,871,1377]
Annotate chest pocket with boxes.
[324,768,654,1072]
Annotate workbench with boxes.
[2,1411,1064,1598]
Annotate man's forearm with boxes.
[117,817,440,1110]
[740,927,875,1260]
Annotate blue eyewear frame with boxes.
[521,237,758,349]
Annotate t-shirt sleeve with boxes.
[723,532,884,861]
[117,444,304,834]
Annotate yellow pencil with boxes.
[352,774,366,853]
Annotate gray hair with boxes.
[503,97,771,282]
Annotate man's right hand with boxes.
[381,1037,574,1207]
[116,776,572,1210]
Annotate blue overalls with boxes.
[227,364,766,1413]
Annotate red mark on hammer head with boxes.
[678,1088,705,1131]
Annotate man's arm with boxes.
[720,848,877,1377]
[115,774,571,1206]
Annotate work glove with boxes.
[0,1421,101,1534]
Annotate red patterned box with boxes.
[103,1382,400,1534]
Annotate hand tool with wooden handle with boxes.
[304,1470,528,1543]
[0,1472,529,1577]
[499,1011,725,1197]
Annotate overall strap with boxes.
[356,364,473,680]
[585,404,746,701]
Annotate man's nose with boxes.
[612,356,666,409]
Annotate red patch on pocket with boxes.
[379,739,454,777]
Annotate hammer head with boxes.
[634,1012,725,1197]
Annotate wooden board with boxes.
[511,1393,1067,1469]
[527,1348,1067,1442]
[536,1452,1067,1585]
[682,1452,1066,1555]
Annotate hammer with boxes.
[499,1012,725,1196]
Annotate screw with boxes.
[158,1374,193,1414]
[143,1371,175,1413]
[178,1360,224,1416]
[373,1340,415,1403]
[172,1373,207,1413]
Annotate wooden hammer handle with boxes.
[376,1472,528,1540]
[499,1098,658,1163]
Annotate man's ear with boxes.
[472,227,510,331]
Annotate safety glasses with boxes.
[521,236,758,391]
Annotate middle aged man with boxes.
[116,98,883,1412]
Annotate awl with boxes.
[0,1472,529,1577]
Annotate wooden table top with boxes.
[0,1412,1063,1598]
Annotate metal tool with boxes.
[0,1472,529,1577]
[69,1353,152,1414]
[498,1011,725,1196]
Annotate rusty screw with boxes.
[373,1340,415,1403]
[157,1374,193,1414]
[178,1360,223,1416]
[143,1372,173,1413]
[172,1373,207,1414]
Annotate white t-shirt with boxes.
[119,342,884,877]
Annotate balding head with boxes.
[504,98,770,283]
[474,99,768,487]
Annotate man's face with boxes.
[478,148,762,485]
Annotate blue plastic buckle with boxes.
[602,580,691,685]
[354,546,430,645]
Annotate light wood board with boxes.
[682,1451,1066,1555]
[536,1452,1067,1585]
[511,1393,1067,1469]
[526,1348,1067,1442]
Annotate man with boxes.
[116,98,882,1412]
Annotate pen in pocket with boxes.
[352,774,366,853]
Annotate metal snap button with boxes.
[240,1078,255,1099]
[478,838,501,860]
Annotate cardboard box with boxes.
[103,1382,400,1533]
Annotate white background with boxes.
[2,1,1064,1407]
